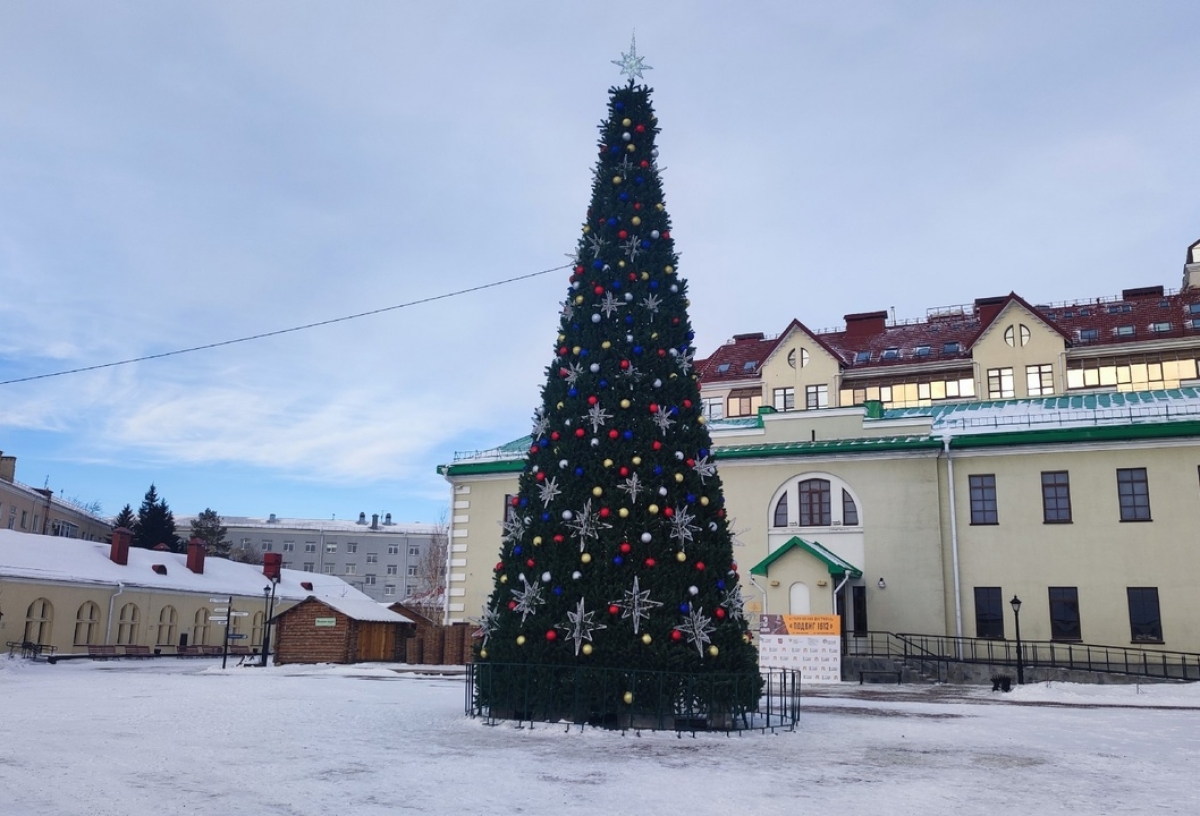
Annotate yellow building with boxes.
[0,452,111,542]
[440,242,1200,663]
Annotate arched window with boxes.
[157,606,178,646]
[798,479,832,526]
[117,603,140,645]
[252,611,265,648]
[194,608,210,646]
[24,598,53,644]
[842,489,859,526]
[74,602,100,646]
[773,494,789,527]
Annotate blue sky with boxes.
[1,2,1198,524]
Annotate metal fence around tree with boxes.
[466,663,800,734]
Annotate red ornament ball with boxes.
[648,403,659,413]
[662,231,670,239]
[510,496,520,507]
[663,507,674,518]
[588,395,598,405]
[644,557,656,568]
[551,431,560,441]
[608,605,620,616]
[608,429,619,439]
[715,608,727,619]
[640,160,649,169]
[508,600,517,610]
[495,562,504,571]
[619,542,632,554]
[529,445,539,454]
[575,428,586,438]
[545,630,557,641]
[636,124,646,133]
[599,507,610,518]
[618,230,628,240]
[652,441,662,451]
[593,285,604,295]
[695,561,705,571]
[553,534,565,544]
[619,467,629,477]
[657,349,666,357]
[671,630,683,642]
[526,558,535,568]
[536,472,545,482]
[683,400,692,409]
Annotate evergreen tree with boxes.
[112,504,136,531]
[477,47,759,718]
[189,508,230,558]
[132,484,180,552]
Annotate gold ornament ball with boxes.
[583,224,591,233]
[618,260,626,268]
[650,332,658,340]
[603,459,613,468]
[700,496,709,506]
[664,265,674,274]
[572,345,581,355]
[626,144,636,152]
[581,553,592,564]
[533,536,543,546]
[500,574,508,583]
[602,340,611,349]
[479,649,488,659]
[558,333,566,343]
[640,271,649,281]
[631,216,641,226]
[557,401,564,410]
[612,175,622,184]
[582,643,593,655]
[648,504,659,515]
[632,456,642,465]
[698,416,707,425]
[592,486,603,497]
[618,507,629,518]
[708,646,719,657]
[574,295,584,305]
[622,117,632,126]
[623,691,634,705]
[676,551,687,563]
[674,473,684,483]
[641,633,652,645]
[516,635,526,646]
[656,203,665,211]
[620,399,631,409]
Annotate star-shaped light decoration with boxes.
[563,361,584,387]
[691,455,717,484]
[500,512,527,545]
[675,348,695,376]
[585,402,612,433]
[531,408,549,441]
[616,155,634,177]
[667,504,698,547]
[612,33,652,80]
[611,575,663,635]
[561,300,575,322]
[587,233,607,259]
[641,293,662,318]
[599,291,623,319]
[471,605,502,647]
[651,405,676,434]
[722,585,747,621]
[565,499,611,551]
[616,472,645,503]
[675,606,716,657]
[537,475,562,508]
[565,247,582,266]
[622,235,643,263]
[511,575,546,624]
[558,597,607,656]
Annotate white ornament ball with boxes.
[675,451,684,460]
[571,281,581,290]
[689,585,699,595]
[669,348,678,357]
[670,284,679,293]
[590,363,600,373]
[653,379,662,388]
[622,132,632,141]
[650,230,660,239]
[541,571,552,582]
[624,292,634,301]
[559,459,569,469]
[591,313,601,323]
[591,438,600,447]
[531,465,540,472]
[659,486,668,496]
[572,571,582,580]
[518,573,527,582]
[562,510,573,520]
[626,334,635,343]
[640,532,652,543]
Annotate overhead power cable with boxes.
[0,263,569,386]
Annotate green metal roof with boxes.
[715,435,940,460]
[883,387,1200,421]
[749,536,863,579]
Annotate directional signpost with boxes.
[218,596,234,669]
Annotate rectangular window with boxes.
[1048,587,1081,641]
[1041,471,1072,523]
[303,542,315,553]
[366,553,378,563]
[347,542,358,554]
[407,565,418,577]
[384,585,396,596]
[805,384,828,410]
[881,348,899,360]
[1114,325,1136,337]
[974,587,1004,639]
[261,540,273,552]
[701,396,724,421]
[1116,468,1151,521]
[1078,328,1098,341]
[1127,588,1162,642]
[969,475,998,525]
[365,574,376,586]
[323,564,335,575]
[326,542,337,553]
[1026,364,1054,396]
[1151,322,1172,333]
[388,544,399,555]
[303,562,314,572]
[344,564,356,575]
[798,479,832,526]
[987,367,1014,399]
[726,388,762,418]
[282,541,294,552]
[942,342,960,354]
[854,351,871,363]
[772,387,795,412]
[409,546,420,557]
[20,510,28,529]
[387,564,398,575]
[851,586,868,636]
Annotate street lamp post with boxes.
[1010,595,1024,685]
[261,581,278,667]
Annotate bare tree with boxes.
[408,509,448,622]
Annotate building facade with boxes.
[211,514,441,605]
[439,240,1200,657]
[0,452,111,542]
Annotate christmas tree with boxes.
[476,40,761,724]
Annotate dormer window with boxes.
[743,360,758,372]
[716,363,731,373]
[1151,322,1172,333]
[881,348,900,360]
[914,346,930,357]
[1079,328,1098,341]
[942,342,961,354]
[1189,304,1200,315]
[854,351,871,364]
[1114,325,1136,337]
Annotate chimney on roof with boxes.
[110,527,132,566]
[371,513,380,530]
[186,537,206,574]
[1123,285,1164,300]
[1183,239,1200,291]
[357,512,367,525]
[844,311,888,338]
[732,332,765,343]
[263,551,282,582]
[0,453,14,484]
[974,296,1007,326]
[268,513,277,523]
[384,513,393,526]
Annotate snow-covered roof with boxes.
[182,515,437,536]
[314,596,413,623]
[0,529,375,603]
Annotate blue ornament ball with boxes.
[613,555,623,565]
[574,467,584,476]
[679,603,690,613]
[569,387,578,397]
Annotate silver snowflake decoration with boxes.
[612,33,652,80]
[616,155,634,177]
[587,233,607,259]
[565,247,582,266]
[617,472,645,503]
[651,406,675,434]
[511,575,546,624]
[585,402,612,433]
[471,605,502,647]
[500,512,528,544]
[561,300,575,322]
[622,235,642,262]
[667,504,699,547]
[675,348,695,376]
[563,361,584,387]
[531,408,549,440]
[537,476,562,508]
[599,291,623,319]
[611,575,663,635]
[558,597,607,656]
[692,455,717,484]
[641,293,661,318]
[565,499,611,551]
[620,361,640,381]
[675,606,716,657]
[722,585,746,621]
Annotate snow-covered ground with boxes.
[3,656,1198,815]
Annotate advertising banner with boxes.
[758,614,842,682]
